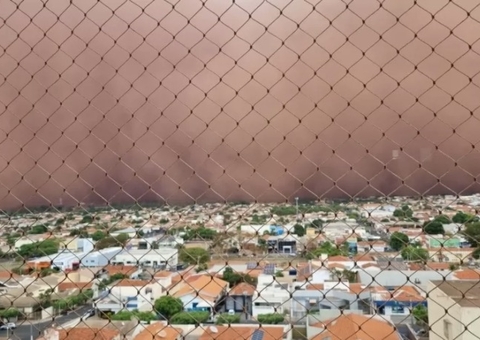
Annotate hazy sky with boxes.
[0,0,479,209]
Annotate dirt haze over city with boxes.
[1,0,480,209]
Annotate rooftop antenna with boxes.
[210,326,218,333]
[158,331,167,338]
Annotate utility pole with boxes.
[295,197,299,221]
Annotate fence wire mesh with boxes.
[0,0,480,339]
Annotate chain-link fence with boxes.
[1,0,480,339]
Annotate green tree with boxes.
[170,311,210,324]
[463,222,480,247]
[81,215,94,224]
[275,270,284,277]
[216,313,240,324]
[393,205,413,219]
[389,232,409,251]
[95,233,129,250]
[453,212,478,224]
[305,241,348,260]
[223,267,256,287]
[434,215,451,224]
[293,224,305,236]
[28,224,49,234]
[401,246,428,261]
[423,220,445,235]
[69,229,89,238]
[179,247,210,265]
[154,296,183,320]
[110,310,132,321]
[18,239,59,258]
[310,219,323,229]
[412,305,428,326]
[0,308,21,319]
[257,313,285,324]
[91,230,106,241]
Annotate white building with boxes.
[252,274,290,317]
[80,247,123,267]
[428,280,480,340]
[95,279,163,314]
[27,247,123,271]
[110,248,178,269]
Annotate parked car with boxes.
[81,309,95,321]
[0,323,16,330]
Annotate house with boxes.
[134,322,182,340]
[428,247,475,263]
[225,282,255,316]
[291,282,372,321]
[199,325,291,340]
[307,313,401,340]
[38,327,120,340]
[252,275,290,317]
[371,285,426,316]
[94,279,163,314]
[110,248,178,269]
[172,275,228,313]
[428,280,480,340]
[357,240,387,253]
[453,269,480,280]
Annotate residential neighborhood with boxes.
[0,194,479,340]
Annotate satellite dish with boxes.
[210,326,218,333]
[158,331,167,338]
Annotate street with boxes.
[1,305,92,340]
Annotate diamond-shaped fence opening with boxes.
[0,0,480,340]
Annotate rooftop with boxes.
[199,326,285,340]
[431,280,480,307]
[134,322,182,340]
[311,314,399,340]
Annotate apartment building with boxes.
[428,280,480,340]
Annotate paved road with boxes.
[2,305,92,340]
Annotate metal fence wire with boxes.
[1,0,480,339]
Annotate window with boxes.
[392,306,405,314]
[444,320,452,340]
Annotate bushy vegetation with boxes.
[257,313,285,324]
[28,224,49,235]
[389,232,409,251]
[0,308,21,319]
[95,233,129,250]
[110,310,157,322]
[179,247,210,265]
[52,290,94,311]
[216,313,240,324]
[393,205,413,219]
[182,226,217,241]
[170,311,210,324]
[222,267,256,288]
[305,241,348,260]
[154,296,183,320]
[18,239,59,258]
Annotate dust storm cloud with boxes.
[0,0,479,209]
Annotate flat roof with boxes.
[431,280,480,307]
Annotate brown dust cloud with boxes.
[1,0,480,209]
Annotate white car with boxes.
[0,323,16,330]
